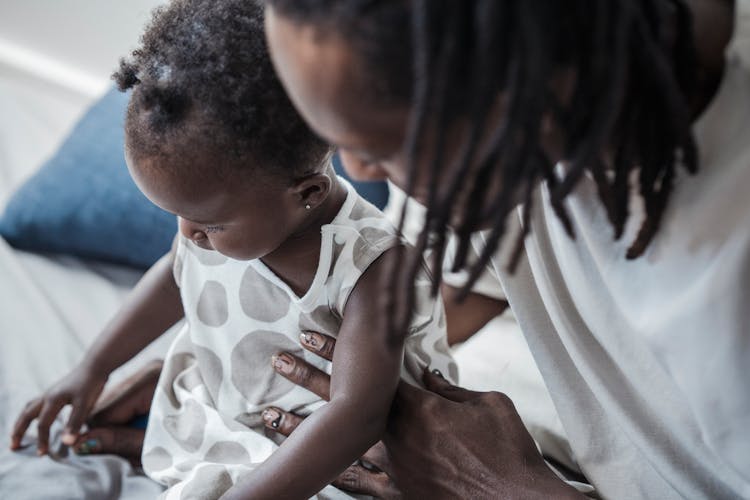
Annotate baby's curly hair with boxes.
[113,0,330,179]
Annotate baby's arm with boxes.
[223,248,404,500]
[10,249,184,452]
[80,250,183,377]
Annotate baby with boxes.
[10,1,456,499]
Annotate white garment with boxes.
[495,4,750,498]
[387,4,750,498]
[384,180,506,301]
[142,180,456,499]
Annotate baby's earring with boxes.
[305,204,311,210]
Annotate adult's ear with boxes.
[338,150,389,181]
[291,172,333,210]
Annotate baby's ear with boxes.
[291,172,332,210]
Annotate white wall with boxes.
[0,1,165,200]
[0,0,165,96]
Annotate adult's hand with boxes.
[70,359,163,463]
[266,332,583,499]
[265,332,400,498]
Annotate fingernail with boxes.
[431,368,444,379]
[75,438,100,455]
[271,353,294,374]
[62,432,76,446]
[262,408,281,429]
[37,449,45,456]
[300,331,319,349]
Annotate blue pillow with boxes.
[0,88,177,269]
[0,87,389,270]
[331,154,389,210]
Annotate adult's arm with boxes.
[442,284,508,345]
[264,333,584,500]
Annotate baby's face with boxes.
[126,148,307,261]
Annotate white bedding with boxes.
[0,14,173,496]
[0,4,571,497]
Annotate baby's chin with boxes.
[212,246,268,262]
[212,237,289,262]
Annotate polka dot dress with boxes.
[142,180,457,499]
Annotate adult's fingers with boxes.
[10,399,43,450]
[299,331,336,361]
[72,426,145,461]
[261,406,305,436]
[333,464,401,499]
[260,405,394,476]
[421,368,483,403]
[271,352,331,400]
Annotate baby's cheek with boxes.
[214,236,262,262]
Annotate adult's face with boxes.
[265,6,566,227]
[264,7,424,200]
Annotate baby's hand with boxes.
[9,363,108,455]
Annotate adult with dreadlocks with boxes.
[257,0,750,498]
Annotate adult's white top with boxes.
[493,2,750,498]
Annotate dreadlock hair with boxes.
[113,0,331,181]
[267,0,698,332]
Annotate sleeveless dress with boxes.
[141,180,457,499]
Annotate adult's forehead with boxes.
[265,7,408,152]
[266,10,359,132]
